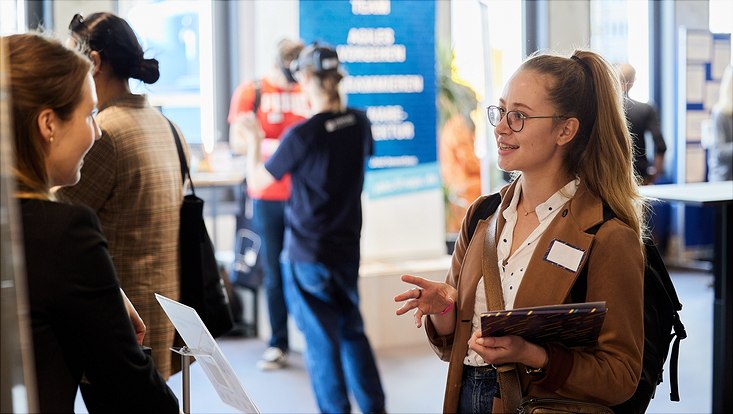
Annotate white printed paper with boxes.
[155,294,260,413]
[686,64,706,103]
[685,146,707,183]
[686,32,712,62]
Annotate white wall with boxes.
[547,0,591,53]
[232,0,299,85]
[52,1,115,36]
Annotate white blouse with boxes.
[464,178,578,367]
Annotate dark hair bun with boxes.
[129,58,160,84]
[76,13,160,84]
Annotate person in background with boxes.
[228,38,307,370]
[5,32,179,413]
[57,12,187,379]
[395,50,645,413]
[618,63,666,184]
[242,43,386,414]
[706,64,733,181]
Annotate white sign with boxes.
[155,294,259,413]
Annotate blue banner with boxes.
[299,0,437,170]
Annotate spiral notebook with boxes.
[480,301,607,347]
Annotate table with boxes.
[191,169,246,248]
[641,181,732,412]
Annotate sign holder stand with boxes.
[172,346,200,414]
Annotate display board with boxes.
[677,29,731,183]
[299,0,437,171]
[675,29,730,251]
[299,0,445,259]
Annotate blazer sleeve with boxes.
[424,195,490,360]
[57,207,179,412]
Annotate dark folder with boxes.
[480,301,607,347]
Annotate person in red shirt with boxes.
[228,38,308,370]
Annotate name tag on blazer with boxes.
[544,239,585,273]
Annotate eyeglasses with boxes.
[486,105,567,133]
[69,13,85,33]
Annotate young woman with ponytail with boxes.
[396,50,645,413]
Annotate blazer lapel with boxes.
[513,183,605,308]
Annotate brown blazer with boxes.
[57,94,186,379]
[426,180,644,413]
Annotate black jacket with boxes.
[20,199,179,413]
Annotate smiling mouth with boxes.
[499,143,519,150]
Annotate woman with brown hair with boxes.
[396,49,646,413]
[5,32,179,413]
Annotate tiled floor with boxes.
[75,270,713,413]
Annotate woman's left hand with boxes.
[121,289,146,345]
[467,330,548,369]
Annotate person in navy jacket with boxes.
[242,42,386,414]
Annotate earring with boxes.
[49,136,54,143]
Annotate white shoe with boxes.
[257,347,287,371]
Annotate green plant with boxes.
[436,42,478,131]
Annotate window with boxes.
[591,0,650,102]
[119,0,216,152]
[709,0,733,36]
[0,0,25,35]
[450,0,523,193]
[452,0,523,110]
[709,0,733,64]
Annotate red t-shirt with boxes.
[228,78,308,200]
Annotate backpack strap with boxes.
[572,204,687,404]
[668,313,685,401]
[252,80,262,115]
[467,193,502,241]
[644,240,687,402]
[570,204,615,302]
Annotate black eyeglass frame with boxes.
[486,105,568,133]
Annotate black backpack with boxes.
[467,193,687,413]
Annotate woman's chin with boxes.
[51,174,81,189]
[497,160,513,173]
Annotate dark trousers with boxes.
[253,199,288,351]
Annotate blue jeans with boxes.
[253,199,288,351]
[281,259,385,414]
[458,365,497,413]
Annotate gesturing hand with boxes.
[394,274,457,328]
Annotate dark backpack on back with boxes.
[467,193,687,413]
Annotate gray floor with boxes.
[76,270,713,413]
